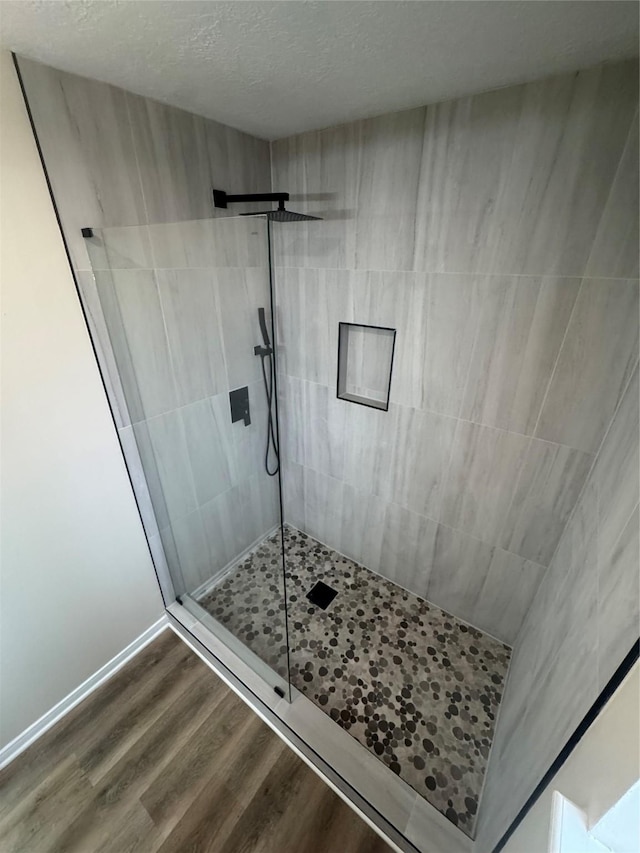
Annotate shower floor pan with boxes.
[198,526,511,838]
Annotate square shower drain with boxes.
[306,581,338,610]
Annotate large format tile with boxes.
[302,381,347,480]
[460,275,580,434]
[133,410,197,527]
[180,395,236,506]
[592,363,639,568]
[586,110,640,279]
[236,473,280,552]
[379,502,438,598]
[597,505,640,691]
[167,509,212,591]
[536,278,639,453]
[499,438,593,566]
[425,524,495,630]
[95,269,177,422]
[276,267,354,386]
[472,548,546,645]
[126,93,213,224]
[487,61,638,277]
[383,406,457,521]
[200,487,244,574]
[474,479,600,852]
[338,483,387,574]
[271,122,360,270]
[301,466,345,552]
[414,84,524,275]
[355,108,425,271]
[439,421,529,545]
[76,270,131,429]
[157,268,228,405]
[217,268,268,390]
[420,273,484,418]
[17,57,146,271]
[341,395,396,498]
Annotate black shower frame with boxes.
[336,321,397,412]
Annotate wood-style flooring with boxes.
[0,629,393,853]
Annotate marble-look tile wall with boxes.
[18,58,277,595]
[474,363,639,852]
[272,59,639,647]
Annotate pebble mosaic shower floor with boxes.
[198,527,511,837]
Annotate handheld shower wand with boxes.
[255,308,279,476]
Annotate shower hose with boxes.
[259,350,280,477]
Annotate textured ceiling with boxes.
[0,1,638,140]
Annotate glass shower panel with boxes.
[85,215,290,696]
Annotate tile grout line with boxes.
[541,355,639,580]
[282,455,548,573]
[583,105,639,277]
[493,275,585,559]
[286,373,595,457]
[272,264,640,283]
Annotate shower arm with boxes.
[213,189,288,210]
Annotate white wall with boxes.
[503,662,640,853]
[0,50,164,750]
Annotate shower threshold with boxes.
[197,526,511,840]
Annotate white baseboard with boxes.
[0,615,169,771]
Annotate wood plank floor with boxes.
[0,629,393,853]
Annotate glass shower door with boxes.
[84,215,290,696]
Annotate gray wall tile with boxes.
[439,421,529,544]
[421,273,483,418]
[274,56,637,663]
[425,524,495,625]
[414,85,524,275]
[217,268,267,390]
[476,358,639,851]
[379,503,438,598]
[472,549,546,645]
[383,406,457,521]
[499,438,593,565]
[17,58,147,271]
[593,362,640,567]
[180,395,236,506]
[487,62,638,276]
[169,509,212,591]
[461,275,581,434]
[597,505,639,692]
[95,269,177,422]
[536,278,639,453]
[126,93,214,223]
[586,110,639,279]
[156,268,227,405]
[133,411,197,525]
[76,270,132,429]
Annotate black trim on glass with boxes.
[265,219,294,703]
[494,638,640,852]
[11,52,170,608]
[336,321,397,412]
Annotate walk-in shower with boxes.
[81,202,512,838]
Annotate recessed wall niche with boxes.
[337,322,396,411]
